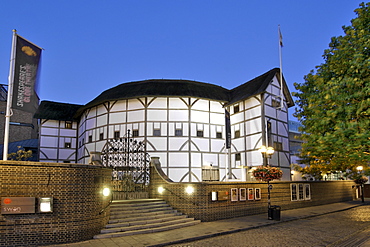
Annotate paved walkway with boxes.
[48,199,370,247]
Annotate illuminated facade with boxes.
[35,68,294,182]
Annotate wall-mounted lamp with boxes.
[39,197,53,213]
[102,187,111,197]
[185,186,194,194]
[158,186,165,194]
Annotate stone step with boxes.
[106,214,187,229]
[94,199,201,239]
[110,203,171,214]
[109,208,178,220]
[108,210,182,224]
[94,219,201,239]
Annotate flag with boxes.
[12,35,42,113]
[225,109,231,149]
[278,25,283,47]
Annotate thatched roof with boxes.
[34,101,82,121]
[35,68,294,121]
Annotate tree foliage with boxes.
[293,3,370,178]
[8,146,33,161]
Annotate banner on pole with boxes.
[225,109,231,149]
[12,35,42,113]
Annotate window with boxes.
[99,133,104,141]
[175,129,183,136]
[153,129,161,136]
[233,104,240,113]
[216,132,222,139]
[64,142,71,148]
[65,121,72,129]
[274,141,283,151]
[272,98,281,108]
[197,130,204,137]
[63,161,71,163]
[132,129,139,137]
[88,135,93,143]
[235,130,240,138]
[235,153,241,161]
[291,183,311,201]
[114,131,120,140]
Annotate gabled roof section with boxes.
[228,68,294,107]
[34,101,82,121]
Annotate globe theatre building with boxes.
[35,68,294,182]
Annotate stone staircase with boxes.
[94,199,201,239]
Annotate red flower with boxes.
[253,165,283,182]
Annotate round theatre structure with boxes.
[35,68,294,182]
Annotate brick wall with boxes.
[0,161,112,246]
[149,158,354,222]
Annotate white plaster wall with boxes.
[111,101,127,111]
[41,120,59,128]
[169,109,188,121]
[147,109,167,121]
[169,98,187,109]
[192,99,208,111]
[41,127,59,136]
[191,110,209,123]
[169,138,188,151]
[110,112,126,124]
[40,136,58,148]
[148,97,167,108]
[169,153,188,167]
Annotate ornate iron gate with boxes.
[101,130,150,200]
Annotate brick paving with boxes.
[46,199,370,247]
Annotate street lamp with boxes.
[356,166,365,203]
[259,145,275,166]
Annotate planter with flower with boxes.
[253,165,283,220]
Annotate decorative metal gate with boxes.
[101,130,150,200]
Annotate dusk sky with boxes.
[0,1,364,120]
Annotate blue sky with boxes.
[0,1,363,120]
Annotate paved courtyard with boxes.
[168,204,370,247]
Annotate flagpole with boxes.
[3,30,17,160]
[278,25,284,109]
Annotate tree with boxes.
[293,3,370,178]
[8,146,33,161]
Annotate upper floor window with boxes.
[99,133,104,141]
[132,129,139,137]
[88,135,93,143]
[235,153,241,161]
[65,121,72,129]
[64,142,71,148]
[233,104,240,114]
[235,130,240,138]
[216,132,222,139]
[153,129,161,136]
[175,129,183,136]
[274,141,283,151]
[197,130,204,137]
[114,131,120,140]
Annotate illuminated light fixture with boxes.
[266,147,275,155]
[39,197,53,213]
[356,166,363,172]
[185,186,194,194]
[259,145,274,157]
[259,145,267,153]
[158,186,165,194]
[102,187,111,197]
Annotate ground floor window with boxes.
[291,183,311,201]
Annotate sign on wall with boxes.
[1,197,35,214]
